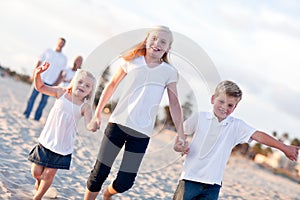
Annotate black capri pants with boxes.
[87,123,150,193]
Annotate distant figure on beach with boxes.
[173,80,300,200]
[28,62,97,200]
[84,26,185,200]
[23,37,67,121]
[56,55,83,87]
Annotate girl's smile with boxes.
[146,30,172,60]
[72,76,94,100]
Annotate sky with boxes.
[0,0,299,140]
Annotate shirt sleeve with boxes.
[183,112,199,136]
[235,119,257,144]
[166,67,178,85]
[119,58,128,73]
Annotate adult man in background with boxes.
[23,37,67,121]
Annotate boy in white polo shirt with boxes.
[173,80,299,200]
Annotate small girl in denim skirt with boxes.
[28,62,97,200]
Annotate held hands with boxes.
[87,117,101,132]
[174,136,189,156]
[283,144,300,161]
[87,121,98,132]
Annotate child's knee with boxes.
[86,169,109,192]
[113,172,137,193]
[112,181,134,193]
[31,164,43,179]
[42,168,57,181]
[31,170,41,179]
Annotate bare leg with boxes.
[103,184,118,200]
[31,163,44,191]
[33,167,57,200]
[35,180,40,191]
[84,188,100,200]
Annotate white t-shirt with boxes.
[38,93,83,155]
[109,56,178,136]
[40,49,67,85]
[181,111,256,185]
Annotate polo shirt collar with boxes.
[206,111,231,126]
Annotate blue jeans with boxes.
[173,180,221,200]
[87,123,150,193]
[23,86,49,120]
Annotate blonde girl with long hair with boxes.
[84,26,185,200]
[28,62,97,200]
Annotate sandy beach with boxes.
[0,76,299,200]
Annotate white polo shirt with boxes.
[181,111,256,185]
[109,56,178,136]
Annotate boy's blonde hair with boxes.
[68,69,96,102]
[214,80,242,102]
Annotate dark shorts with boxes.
[28,143,72,170]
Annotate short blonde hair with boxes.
[68,69,96,102]
[214,80,242,101]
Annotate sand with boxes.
[0,76,299,200]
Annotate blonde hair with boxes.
[214,80,242,102]
[67,69,96,102]
[122,26,173,63]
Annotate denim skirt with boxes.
[28,143,72,170]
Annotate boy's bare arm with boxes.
[251,131,300,161]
